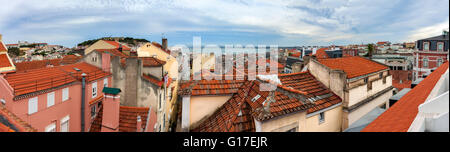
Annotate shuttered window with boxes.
[47,92,55,107]
[28,97,38,115]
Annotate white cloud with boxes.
[405,19,449,42]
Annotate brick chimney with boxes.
[101,87,121,132]
[162,38,168,50]
[0,34,2,41]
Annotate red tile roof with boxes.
[95,49,128,58]
[314,48,329,59]
[179,79,246,96]
[5,62,111,97]
[142,74,164,87]
[392,80,412,91]
[0,54,13,68]
[140,57,166,67]
[0,104,37,132]
[60,55,82,65]
[192,80,316,132]
[104,40,131,50]
[0,42,7,52]
[90,105,153,132]
[13,59,62,72]
[362,62,449,132]
[278,72,342,114]
[317,56,388,79]
[151,42,171,54]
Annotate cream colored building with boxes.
[307,56,394,130]
[84,40,131,55]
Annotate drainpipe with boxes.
[81,73,87,132]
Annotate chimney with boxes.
[136,116,142,132]
[0,34,2,41]
[101,87,122,132]
[162,38,168,50]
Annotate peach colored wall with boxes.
[303,105,342,132]
[189,95,232,127]
[8,84,82,132]
[0,74,112,132]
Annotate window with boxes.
[62,88,69,102]
[437,58,443,67]
[437,42,444,51]
[364,77,368,83]
[45,123,56,132]
[91,105,97,118]
[367,81,373,90]
[28,97,38,115]
[379,73,383,79]
[60,116,70,132]
[319,112,325,124]
[92,56,97,62]
[103,78,108,88]
[92,82,97,98]
[423,42,429,51]
[423,58,429,68]
[47,92,55,108]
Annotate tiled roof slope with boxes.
[0,42,7,52]
[362,62,449,132]
[90,106,151,132]
[0,54,12,68]
[13,59,62,72]
[317,56,388,79]
[0,104,37,132]
[104,40,131,50]
[278,72,342,114]
[60,55,82,64]
[192,80,315,132]
[179,79,246,96]
[315,48,329,59]
[5,62,110,97]
[140,57,166,67]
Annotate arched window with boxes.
[437,58,443,67]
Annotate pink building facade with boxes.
[0,62,112,132]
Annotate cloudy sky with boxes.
[0,0,448,47]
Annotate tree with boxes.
[367,44,374,59]
[8,47,20,57]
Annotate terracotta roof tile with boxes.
[140,57,166,67]
[60,55,82,65]
[5,62,111,97]
[142,74,164,87]
[13,59,62,72]
[362,62,449,132]
[392,80,412,91]
[314,48,329,59]
[278,72,342,114]
[0,54,13,68]
[179,79,245,96]
[104,40,131,50]
[192,80,317,132]
[317,56,388,79]
[0,42,7,52]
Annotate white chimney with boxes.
[136,115,142,132]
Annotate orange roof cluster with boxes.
[362,62,449,132]
[192,80,315,132]
[278,72,342,114]
[5,62,111,97]
[13,59,62,72]
[0,104,37,132]
[90,105,154,132]
[60,55,82,64]
[317,56,388,79]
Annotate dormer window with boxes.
[423,42,430,51]
[437,42,444,51]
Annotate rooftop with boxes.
[0,104,37,132]
[362,62,449,132]
[317,56,388,79]
[90,105,156,132]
